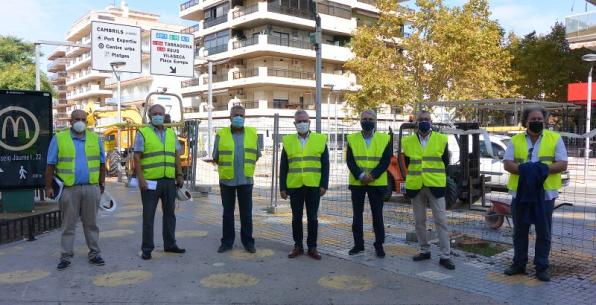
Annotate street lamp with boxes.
[196,49,214,158]
[110,61,126,182]
[582,54,596,180]
[309,0,322,132]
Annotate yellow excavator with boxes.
[87,107,191,177]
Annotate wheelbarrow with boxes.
[484,199,573,230]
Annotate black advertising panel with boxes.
[0,90,53,190]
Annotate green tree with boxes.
[509,23,590,103]
[346,0,515,117]
[0,36,54,92]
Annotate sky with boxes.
[0,0,587,70]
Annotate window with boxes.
[273,99,288,108]
[480,142,506,159]
[271,31,289,46]
[205,30,229,54]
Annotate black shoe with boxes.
[439,258,455,270]
[89,255,105,266]
[141,251,152,260]
[504,265,526,276]
[412,252,431,261]
[374,245,385,258]
[217,245,232,253]
[245,245,256,253]
[536,270,551,282]
[57,260,71,271]
[164,246,186,254]
[348,246,364,255]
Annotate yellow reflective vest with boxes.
[282,132,327,188]
[55,130,100,186]
[139,126,177,180]
[507,130,562,192]
[347,132,390,186]
[401,132,448,190]
[217,127,258,180]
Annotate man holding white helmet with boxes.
[45,110,106,271]
[279,110,329,260]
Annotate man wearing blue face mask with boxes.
[133,104,185,260]
[402,110,454,270]
[346,109,392,258]
[213,105,261,254]
[45,110,106,270]
[279,110,329,260]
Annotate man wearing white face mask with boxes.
[279,110,329,260]
[45,110,106,271]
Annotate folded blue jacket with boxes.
[512,162,549,225]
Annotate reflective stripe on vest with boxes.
[401,132,447,190]
[139,127,177,180]
[507,130,562,192]
[56,130,101,186]
[217,127,258,180]
[282,132,327,188]
[347,132,390,186]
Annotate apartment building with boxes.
[566,2,596,50]
[47,47,69,128]
[178,0,410,136]
[48,1,189,127]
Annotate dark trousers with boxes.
[350,186,385,248]
[220,183,255,248]
[512,199,554,272]
[289,187,321,249]
[141,179,177,252]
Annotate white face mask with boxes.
[296,122,310,134]
[73,121,86,133]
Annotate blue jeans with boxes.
[512,199,554,272]
[220,184,254,248]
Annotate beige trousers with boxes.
[59,184,101,260]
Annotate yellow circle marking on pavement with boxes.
[384,244,418,257]
[0,270,50,284]
[93,270,153,287]
[228,248,274,260]
[177,230,208,238]
[0,246,23,256]
[116,219,138,226]
[318,275,373,291]
[200,273,259,288]
[116,211,142,218]
[100,229,135,238]
[486,272,543,287]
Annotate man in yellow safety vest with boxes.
[346,109,391,258]
[280,110,329,260]
[45,109,106,271]
[503,105,568,282]
[402,110,454,270]
[213,105,260,254]
[134,104,185,260]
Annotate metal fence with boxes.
[187,116,596,264]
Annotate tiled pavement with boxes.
[0,181,594,305]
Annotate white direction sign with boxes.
[91,21,141,73]
[150,29,195,78]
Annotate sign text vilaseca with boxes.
[0,90,52,190]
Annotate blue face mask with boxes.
[418,121,431,133]
[231,115,244,128]
[151,115,164,126]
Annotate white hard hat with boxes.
[100,192,117,212]
[176,187,192,201]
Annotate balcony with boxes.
[66,85,112,100]
[181,23,201,34]
[66,36,91,58]
[47,59,66,73]
[204,15,228,29]
[50,72,67,84]
[203,44,228,56]
[566,11,596,48]
[202,73,228,84]
[232,68,259,80]
[357,0,376,4]
[225,34,352,63]
[181,78,202,88]
[66,54,91,71]
[180,0,201,11]
[267,4,313,20]
[232,3,258,19]
[66,70,111,87]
